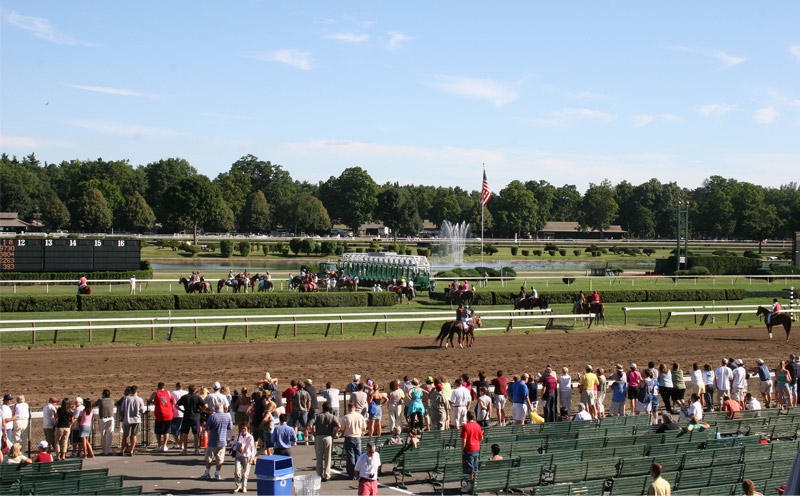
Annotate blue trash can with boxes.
[255,455,294,496]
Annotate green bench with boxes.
[468,467,509,495]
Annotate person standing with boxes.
[1,394,14,451]
[579,366,599,419]
[177,385,204,455]
[648,463,671,495]
[170,382,188,450]
[475,387,492,428]
[558,367,573,413]
[12,395,29,448]
[787,355,800,407]
[42,397,58,454]
[491,371,508,426]
[311,402,340,482]
[129,275,136,295]
[508,375,532,425]
[321,382,341,419]
[540,368,558,422]
[627,364,642,413]
[340,404,366,480]
[304,379,318,441]
[460,411,483,494]
[702,364,715,412]
[200,404,234,481]
[148,382,175,452]
[290,381,311,443]
[731,359,748,408]
[386,381,404,433]
[205,382,230,413]
[671,363,686,410]
[94,390,115,456]
[428,383,447,431]
[233,422,256,493]
[271,414,297,456]
[354,442,381,496]
[753,359,773,408]
[658,364,674,414]
[119,386,145,456]
[714,359,733,409]
[609,365,628,417]
[449,379,471,429]
[54,398,73,460]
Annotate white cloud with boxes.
[631,114,654,128]
[521,108,616,127]
[431,76,518,106]
[4,10,94,46]
[668,45,745,69]
[200,113,254,121]
[246,49,312,70]
[791,44,800,61]
[328,32,370,43]
[387,31,412,50]
[0,135,73,148]
[661,113,684,122]
[61,83,159,98]
[754,106,778,124]
[699,103,738,118]
[64,119,184,139]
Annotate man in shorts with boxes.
[626,364,641,413]
[291,380,311,442]
[119,385,145,456]
[753,359,773,408]
[579,365,599,419]
[148,382,174,452]
[460,410,483,493]
[508,375,532,425]
[731,359,748,408]
[490,371,508,426]
[177,385,204,455]
[200,404,233,480]
[170,382,187,449]
[788,354,800,407]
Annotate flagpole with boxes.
[481,164,485,271]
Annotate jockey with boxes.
[590,290,601,303]
[198,272,204,282]
[529,286,538,301]
[408,279,415,297]
[517,285,527,300]
[77,275,88,294]
[456,304,464,323]
[391,276,397,286]
[768,298,781,324]
[463,280,470,292]
[266,271,271,281]
[400,277,407,287]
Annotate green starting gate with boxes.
[317,252,433,291]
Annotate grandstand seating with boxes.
[0,459,143,495]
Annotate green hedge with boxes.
[430,288,747,305]
[0,295,78,312]
[0,269,153,281]
[78,295,175,311]
[368,292,398,306]
[175,292,371,309]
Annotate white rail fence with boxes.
[0,308,591,344]
[663,308,800,327]
[621,303,789,325]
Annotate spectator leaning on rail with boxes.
[753,359,773,408]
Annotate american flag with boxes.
[480,170,492,206]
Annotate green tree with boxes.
[41,195,71,230]
[289,238,302,256]
[143,158,197,223]
[241,190,271,233]
[206,201,236,233]
[285,193,331,234]
[300,238,316,255]
[429,188,462,227]
[238,240,251,257]
[491,181,543,237]
[163,176,222,244]
[740,203,782,252]
[377,187,422,240]
[214,168,252,221]
[220,239,235,257]
[579,180,619,235]
[75,188,112,232]
[692,176,736,238]
[229,155,297,227]
[466,200,494,234]
[121,192,156,233]
[551,184,581,221]
[318,167,378,235]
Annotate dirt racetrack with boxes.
[1,325,794,405]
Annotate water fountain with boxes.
[438,220,471,266]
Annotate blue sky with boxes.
[1,2,798,192]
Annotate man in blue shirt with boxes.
[788,355,800,408]
[271,413,297,456]
[507,374,532,425]
[200,404,233,480]
[754,359,773,408]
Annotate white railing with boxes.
[621,303,784,325]
[663,308,800,327]
[0,309,587,344]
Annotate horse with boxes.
[297,281,317,293]
[289,276,304,291]
[587,301,605,326]
[338,278,358,292]
[78,285,92,295]
[388,285,415,303]
[435,315,483,348]
[448,289,474,308]
[256,277,274,293]
[756,306,791,341]
[218,277,246,293]
[514,295,549,311]
[180,277,209,294]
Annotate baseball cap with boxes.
[756,359,764,364]
[2,394,12,402]
[735,359,743,365]
[212,382,221,390]
[233,390,240,395]
[75,397,83,404]
[630,363,637,369]
[722,358,728,364]
[49,397,58,403]
[36,441,48,449]
[353,374,361,381]
[425,376,434,384]
[795,355,800,362]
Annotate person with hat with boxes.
[731,359,748,409]
[627,364,642,413]
[752,359,773,409]
[204,382,229,414]
[1,394,14,452]
[69,397,85,457]
[427,381,448,431]
[32,441,52,463]
[42,396,58,454]
[714,358,733,409]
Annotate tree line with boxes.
[1,152,798,241]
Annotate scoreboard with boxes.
[0,238,141,273]
[794,232,800,268]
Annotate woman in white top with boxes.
[558,367,573,413]
[691,363,706,410]
[702,364,715,413]
[233,423,256,493]
[12,396,30,449]
[2,443,31,465]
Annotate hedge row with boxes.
[429,288,747,305]
[0,292,399,312]
[0,269,153,281]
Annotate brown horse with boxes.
[388,285,415,303]
[448,289,474,309]
[217,277,246,293]
[514,295,549,311]
[435,315,483,348]
[338,278,358,292]
[78,285,92,295]
[587,301,605,326]
[180,277,211,293]
[756,306,792,341]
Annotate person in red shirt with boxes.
[32,441,53,462]
[282,380,298,417]
[149,382,174,452]
[491,371,508,426]
[460,410,483,494]
[721,393,742,419]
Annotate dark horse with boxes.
[217,276,247,293]
[388,285,415,303]
[435,315,483,348]
[448,289,474,309]
[180,277,211,293]
[587,301,605,326]
[78,285,92,295]
[756,306,791,341]
[514,295,549,311]
[252,275,274,292]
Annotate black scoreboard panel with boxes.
[0,238,140,272]
[0,238,44,272]
[794,232,800,268]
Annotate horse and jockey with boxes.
[77,274,92,295]
[447,280,474,308]
[290,269,320,292]
[218,270,251,293]
[436,303,482,348]
[757,298,791,341]
[514,285,548,310]
[180,270,212,293]
[387,276,416,302]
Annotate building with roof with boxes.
[538,221,627,240]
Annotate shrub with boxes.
[559,249,567,256]
[573,249,581,256]
[562,277,576,285]
[521,250,529,256]
[220,240,235,258]
[369,241,381,252]
[483,244,498,255]
[592,251,601,257]
[356,248,364,253]
[157,239,180,251]
[768,264,800,275]
[238,241,250,257]
[417,248,429,257]
[179,243,201,256]
[300,238,316,255]
[173,292,388,310]
[262,244,269,256]
[79,295,175,311]
[280,244,290,255]
[499,267,517,277]
[510,247,518,256]
[743,250,761,259]
[712,250,737,257]
[544,243,559,251]
[533,250,542,256]
[688,266,710,275]
[289,238,302,255]
[335,243,346,255]
[368,292,397,306]
[548,250,556,256]
[643,248,656,256]
[474,266,501,277]
[0,295,77,312]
